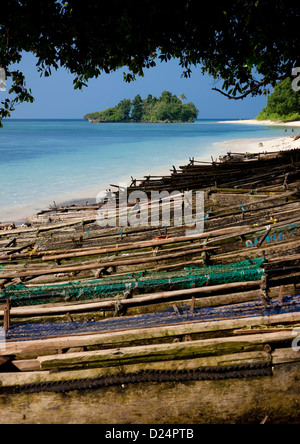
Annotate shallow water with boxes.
[0,119,290,222]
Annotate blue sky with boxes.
[4,52,268,120]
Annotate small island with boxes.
[84,91,199,123]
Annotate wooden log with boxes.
[0,224,246,264]
[214,238,300,264]
[0,226,176,260]
[0,288,264,324]
[2,311,300,360]
[7,350,271,376]
[233,327,295,335]
[40,224,252,259]
[0,217,98,238]
[3,238,16,249]
[37,330,296,370]
[0,245,214,279]
[0,280,8,290]
[207,198,300,222]
[0,357,11,368]
[272,348,300,364]
[0,280,263,319]
[1,360,299,424]
[2,300,10,332]
[268,254,300,263]
[11,359,41,372]
[207,190,297,217]
[2,217,299,279]
[256,225,273,248]
[41,242,217,263]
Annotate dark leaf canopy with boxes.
[1,0,300,125]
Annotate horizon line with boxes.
[3,117,255,121]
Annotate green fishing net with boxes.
[0,259,265,307]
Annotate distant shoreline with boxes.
[220,119,300,127]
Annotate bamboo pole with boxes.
[0,217,98,238]
[41,240,217,262]
[0,245,216,279]
[2,311,299,360]
[2,216,299,279]
[0,280,262,319]
[267,254,300,263]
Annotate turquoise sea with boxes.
[0,119,292,222]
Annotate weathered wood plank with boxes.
[7,350,271,376]
[2,312,300,360]
[37,331,295,370]
[272,348,300,364]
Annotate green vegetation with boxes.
[256,78,300,122]
[1,2,300,126]
[84,92,199,123]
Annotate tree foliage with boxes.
[257,78,300,122]
[1,1,300,125]
[84,91,199,123]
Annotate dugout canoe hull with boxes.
[1,307,300,424]
[0,361,299,424]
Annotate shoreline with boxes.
[2,130,300,227]
[220,118,300,127]
[215,134,300,156]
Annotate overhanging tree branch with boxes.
[212,75,289,100]
[0,1,299,124]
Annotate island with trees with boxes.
[84,91,199,123]
[256,77,300,123]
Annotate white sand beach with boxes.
[221,119,300,127]
[215,132,300,157]
[215,119,300,156]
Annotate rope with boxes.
[0,364,273,395]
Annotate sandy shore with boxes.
[214,118,300,156]
[2,127,300,226]
[215,132,300,156]
[221,119,300,127]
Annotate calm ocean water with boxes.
[0,119,290,222]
